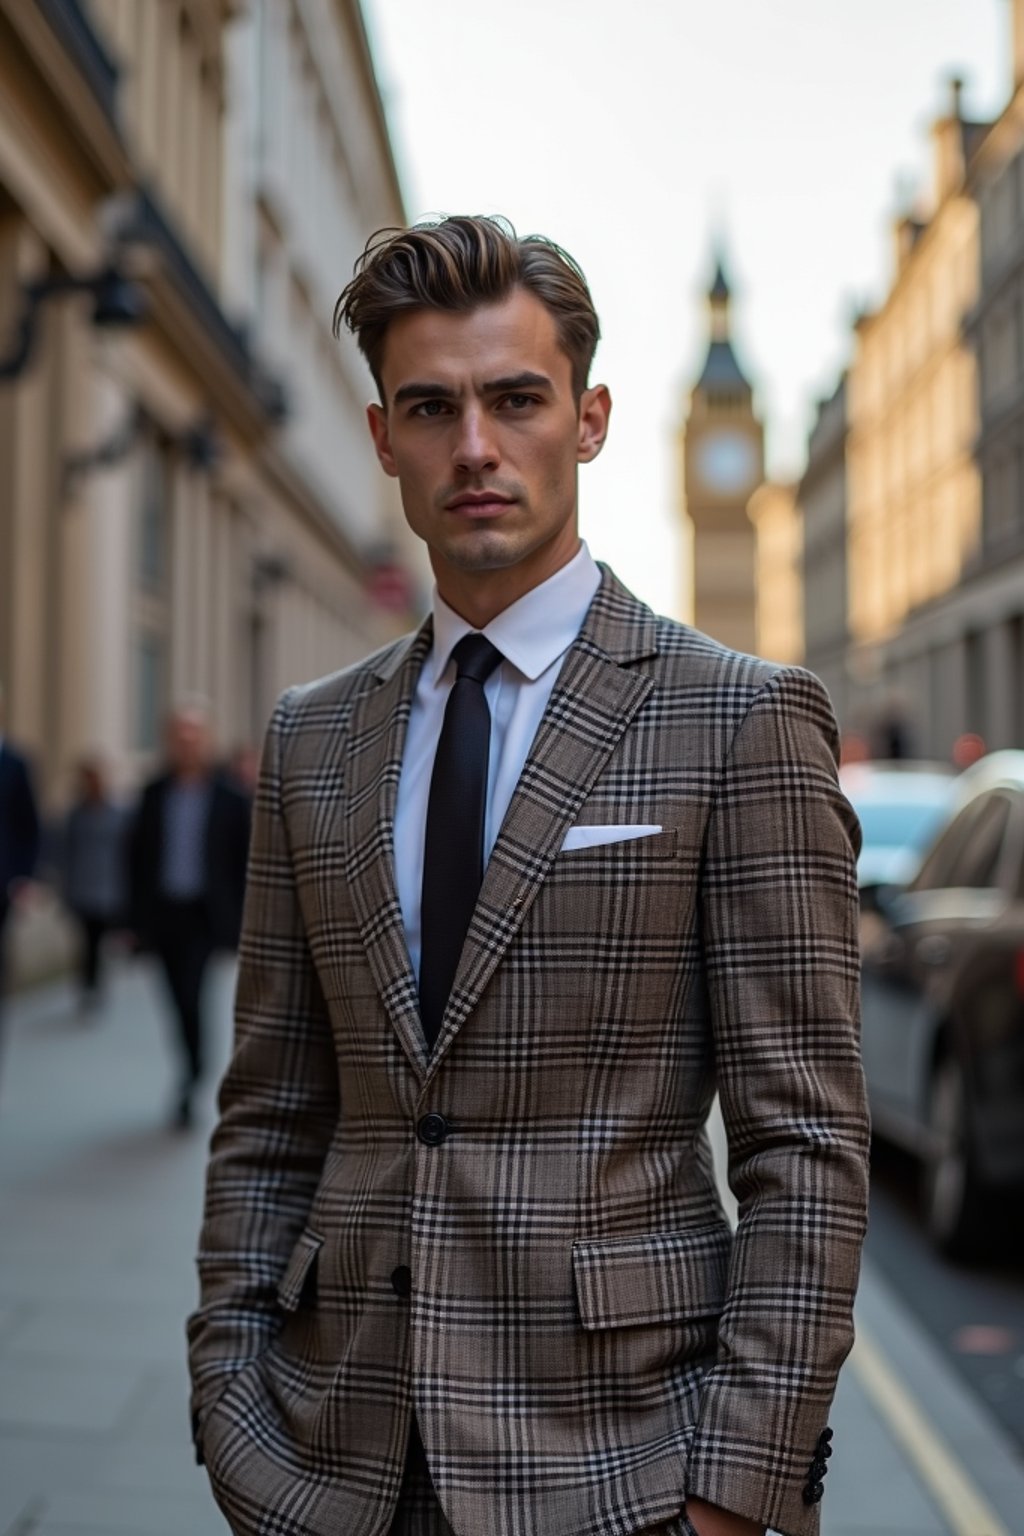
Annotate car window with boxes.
[942,794,1011,891]
[913,793,1009,892]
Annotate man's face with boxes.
[166,711,210,777]
[367,288,610,612]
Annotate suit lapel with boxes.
[423,569,658,1080]
[343,621,433,1080]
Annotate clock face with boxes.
[696,429,757,496]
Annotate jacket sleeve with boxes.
[685,666,870,1536]
[186,691,338,1443]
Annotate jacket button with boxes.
[417,1113,450,1146]
[818,1427,834,1446]
[390,1265,412,1298]
[808,1457,828,1481]
[803,1482,825,1506]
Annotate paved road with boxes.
[866,1141,1024,1451]
[3,958,1024,1535]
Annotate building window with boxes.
[135,630,164,753]
[138,424,170,591]
[965,629,986,740]
[134,419,172,751]
[1011,615,1024,748]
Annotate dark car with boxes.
[859,751,1024,1258]
[839,759,956,890]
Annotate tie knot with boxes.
[451,633,502,686]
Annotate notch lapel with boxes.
[423,569,658,1080]
[342,622,433,1080]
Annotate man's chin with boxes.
[437,529,527,573]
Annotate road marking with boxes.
[850,1324,1010,1536]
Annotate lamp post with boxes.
[0,263,146,382]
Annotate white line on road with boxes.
[850,1324,1010,1536]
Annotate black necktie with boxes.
[419,633,503,1048]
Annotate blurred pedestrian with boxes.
[59,757,131,1013]
[224,743,260,800]
[0,683,41,1010]
[129,701,250,1128]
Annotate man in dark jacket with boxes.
[0,685,41,1013]
[130,701,250,1127]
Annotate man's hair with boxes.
[333,215,600,400]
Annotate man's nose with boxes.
[452,406,499,474]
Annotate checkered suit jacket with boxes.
[187,567,869,1536]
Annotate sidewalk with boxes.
[1,962,1022,1536]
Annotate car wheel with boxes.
[921,1053,987,1260]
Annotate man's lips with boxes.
[445,494,516,517]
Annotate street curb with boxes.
[854,1256,1024,1532]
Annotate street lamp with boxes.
[0,262,147,382]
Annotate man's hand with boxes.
[685,1497,765,1536]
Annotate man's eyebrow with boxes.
[391,381,458,405]
[482,372,553,393]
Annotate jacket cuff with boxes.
[685,1419,834,1536]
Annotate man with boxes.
[130,703,250,1127]
[59,757,131,1012]
[0,683,40,1012]
[188,217,869,1536]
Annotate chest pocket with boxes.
[525,826,693,1000]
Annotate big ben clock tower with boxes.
[680,252,764,652]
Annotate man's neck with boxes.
[434,537,582,630]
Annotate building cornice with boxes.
[0,0,130,188]
[119,186,285,441]
[340,0,406,220]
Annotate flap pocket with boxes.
[276,1227,324,1313]
[572,1223,732,1330]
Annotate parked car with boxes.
[839,759,957,890]
[858,752,1024,1258]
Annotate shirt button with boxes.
[390,1265,412,1298]
[417,1112,451,1146]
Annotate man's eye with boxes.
[412,400,450,417]
[502,394,536,410]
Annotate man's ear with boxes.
[577,384,611,463]
[367,402,399,478]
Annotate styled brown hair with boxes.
[333,215,600,400]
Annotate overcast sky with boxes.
[363,0,1008,618]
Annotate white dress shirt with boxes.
[394,542,602,982]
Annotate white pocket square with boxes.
[560,823,663,852]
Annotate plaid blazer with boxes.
[188,567,869,1536]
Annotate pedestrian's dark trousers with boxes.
[153,898,214,1085]
[0,896,9,1002]
[76,912,109,996]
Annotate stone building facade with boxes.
[842,75,991,758]
[747,479,802,666]
[0,0,422,811]
[797,378,849,727]
[842,17,1024,762]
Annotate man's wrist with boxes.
[685,1495,765,1536]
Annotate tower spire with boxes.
[708,244,731,341]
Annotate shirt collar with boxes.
[430,542,601,685]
